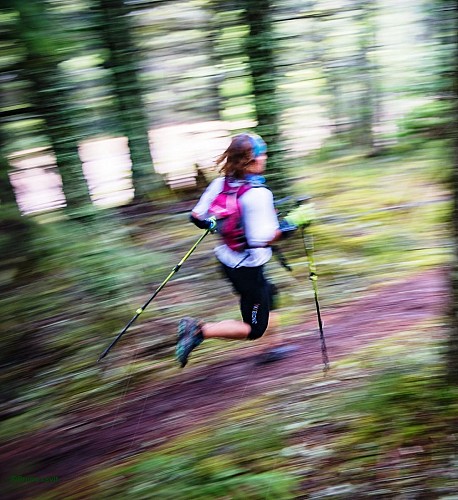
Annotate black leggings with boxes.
[221,264,277,340]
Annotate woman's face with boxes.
[246,153,267,175]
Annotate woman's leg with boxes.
[176,264,271,366]
[202,320,251,339]
[261,283,283,349]
[200,264,270,341]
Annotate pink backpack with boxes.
[208,178,252,252]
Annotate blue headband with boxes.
[247,133,267,158]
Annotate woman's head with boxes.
[216,133,267,179]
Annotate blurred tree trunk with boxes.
[450,114,458,383]
[309,8,346,136]
[0,155,16,207]
[353,0,379,151]
[14,0,92,213]
[0,127,20,213]
[0,159,21,216]
[311,0,380,150]
[97,0,165,203]
[205,21,225,122]
[242,0,288,197]
[447,0,458,384]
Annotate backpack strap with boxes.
[217,178,252,217]
[223,177,252,197]
[237,183,252,197]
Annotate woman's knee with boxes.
[247,321,268,340]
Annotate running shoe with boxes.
[176,317,204,368]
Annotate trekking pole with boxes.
[97,228,211,362]
[301,225,330,373]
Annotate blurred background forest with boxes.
[1,0,458,498]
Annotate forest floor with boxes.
[1,266,450,499]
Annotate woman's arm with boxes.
[242,188,279,247]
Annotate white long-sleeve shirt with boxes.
[192,176,279,268]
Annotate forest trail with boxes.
[1,267,448,499]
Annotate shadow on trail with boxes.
[1,268,447,499]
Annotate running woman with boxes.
[175,133,311,367]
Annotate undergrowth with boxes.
[31,322,458,499]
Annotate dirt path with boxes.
[1,268,448,498]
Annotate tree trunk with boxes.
[353,0,378,151]
[449,136,458,383]
[0,125,21,213]
[447,0,458,384]
[310,9,346,136]
[14,0,92,212]
[205,21,225,122]
[97,0,165,202]
[242,0,288,197]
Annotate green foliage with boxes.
[281,141,453,306]
[271,328,458,495]
[398,99,453,140]
[28,213,146,302]
[0,203,39,286]
[0,209,174,414]
[44,421,296,499]
[335,367,458,449]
